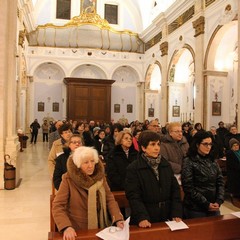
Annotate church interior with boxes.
[0,0,239,239]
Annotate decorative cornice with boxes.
[160,41,168,56]
[205,0,216,8]
[168,6,195,35]
[145,32,162,51]
[192,16,205,37]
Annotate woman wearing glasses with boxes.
[181,131,225,219]
[53,134,84,190]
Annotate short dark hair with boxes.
[138,130,161,151]
[58,123,72,135]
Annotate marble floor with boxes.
[0,140,239,240]
[0,142,51,240]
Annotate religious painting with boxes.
[127,104,133,113]
[172,106,180,117]
[212,101,221,116]
[38,102,44,112]
[148,108,154,117]
[81,0,97,13]
[52,102,59,112]
[114,104,120,113]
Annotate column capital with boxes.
[192,16,205,37]
[160,41,168,56]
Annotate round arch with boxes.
[70,64,108,79]
[28,60,67,77]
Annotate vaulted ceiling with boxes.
[30,0,177,33]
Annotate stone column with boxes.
[0,0,19,189]
[160,41,168,124]
[192,16,205,125]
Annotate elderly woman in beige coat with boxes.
[52,146,124,240]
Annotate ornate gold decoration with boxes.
[18,30,26,47]
[66,11,110,29]
[168,6,194,34]
[145,32,162,51]
[36,11,138,36]
[160,41,168,56]
[192,16,205,37]
[205,0,216,8]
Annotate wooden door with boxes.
[64,78,115,123]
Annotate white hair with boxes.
[72,146,99,168]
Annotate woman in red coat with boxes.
[52,146,124,240]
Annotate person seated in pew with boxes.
[181,131,225,219]
[226,138,240,198]
[125,130,182,228]
[52,146,124,240]
[53,134,84,190]
[106,130,138,191]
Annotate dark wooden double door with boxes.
[64,78,115,123]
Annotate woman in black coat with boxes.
[106,130,138,191]
[125,130,182,227]
[181,131,225,219]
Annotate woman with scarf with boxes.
[125,130,182,228]
[226,138,240,198]
[52,146,124,240]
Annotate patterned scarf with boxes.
[234,150,240,162]
[142,153,161,180]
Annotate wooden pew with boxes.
[112,191,129,208]
[48,213,240,240]
[50,191,128,232]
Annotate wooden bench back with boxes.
[48,213,240,240]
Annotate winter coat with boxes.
[30,121,40,133]
[53,147,71,190]
[94,137,109,160]
[48,138,65,177]
[52,158,122,232]
[106,144,138,191]
[226,150,240,196]
[160,134,189,174]
[125,154,182,225]
[182,154,225,212]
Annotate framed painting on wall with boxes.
[212,101,221,116]
[127,104,133,113]
[148,108,154,117]
[172,106,180,117]
[38,102,44,112]
[114,104,120,113]
[52,102,59,112]
[81,0,97,13]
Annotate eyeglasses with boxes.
[150,125,159,128]
[70,141,82,145]
[200,142,213,147]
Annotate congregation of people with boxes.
[29,117,240,239]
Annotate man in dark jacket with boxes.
[30,119,40,144]
[125,130,182,227]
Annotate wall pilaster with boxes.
[0,0,19,189]
[160,41,168,124]
[192,16,205,125]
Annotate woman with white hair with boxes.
[52,146,124,240]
